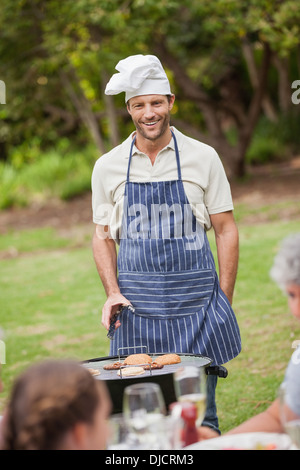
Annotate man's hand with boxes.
[102,293,132,330]
[92,226,132,331]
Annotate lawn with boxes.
[0,215,300,433]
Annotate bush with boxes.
[246,135,287,165]
[246,111,299,165]
[0,143,98,209]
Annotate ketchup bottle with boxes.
[170,402,198,447]
[181,402,198,446]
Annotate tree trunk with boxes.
[101,70,121,147]
[242,38,278,122]
[233,43,272,177]
[154,41,225,144]
[273,54,293,114]
[0,141,7,161]
[155,39,271,178]
[297,45,300,77]
[60,68,105,154]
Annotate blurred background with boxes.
[0,0,300,208]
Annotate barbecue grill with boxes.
[83,351,228,414]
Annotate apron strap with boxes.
[171,129,182,181]
[126,130,182,182]
[127,135,136,182]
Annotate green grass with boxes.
[1,217,300,434]
[0,227,70,253]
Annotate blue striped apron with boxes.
[110,131,241,366]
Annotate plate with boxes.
[184,432,292,450]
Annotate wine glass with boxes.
[174,365,207,427]
[279,383,300,449]
[123,382,167,448]
[106,413,131,450]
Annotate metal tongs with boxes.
[107,304,135,340]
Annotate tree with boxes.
[0,0,299,177]
[113,0,299,177]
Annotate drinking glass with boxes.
[174,365,207,427]
[123,382,167,448]
[279,383,300,449]
[106,413,131,450]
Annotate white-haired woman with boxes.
[270,233,300,322]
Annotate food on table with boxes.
[222,442,278,450]
[254,442,277,450]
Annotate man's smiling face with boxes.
[127,94,175,142]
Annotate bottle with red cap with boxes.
[170,402,198,447]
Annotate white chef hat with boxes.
[105,54,172,102]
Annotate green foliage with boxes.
[0,0,299,180]
[0,142,98,209]
[246,111,300,165]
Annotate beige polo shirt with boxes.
[91,127,233,243]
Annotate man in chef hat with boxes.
[105,54,172,102]
[92,54,241,434]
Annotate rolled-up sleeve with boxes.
[204,150,234,215]
[91,159,114,226]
